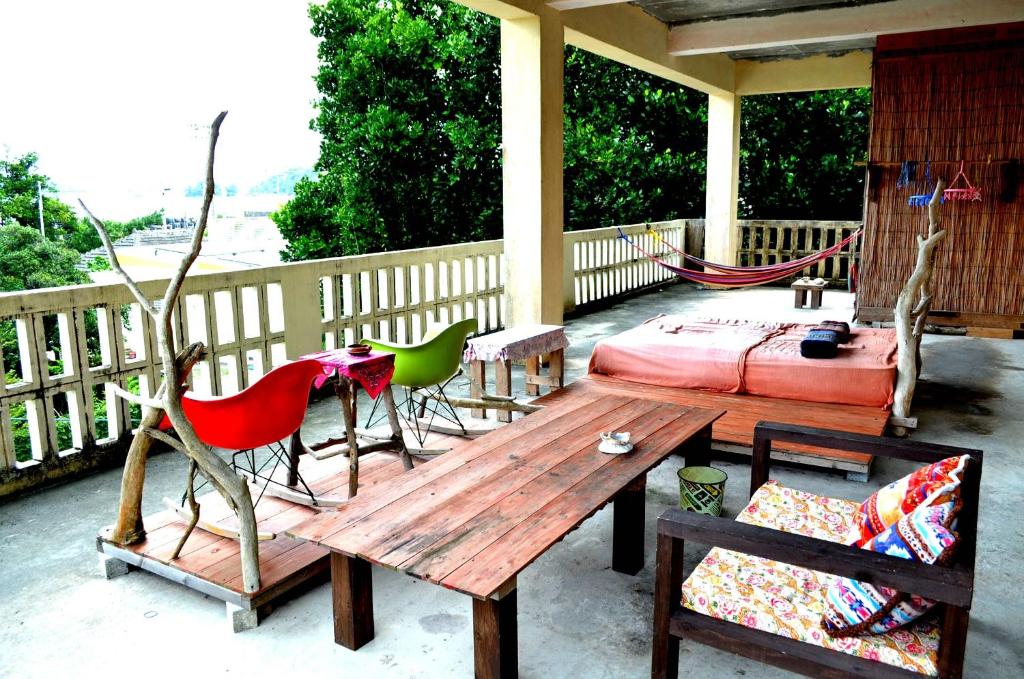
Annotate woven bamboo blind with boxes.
[859,40,1024,319]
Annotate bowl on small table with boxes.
[347,343,371,356]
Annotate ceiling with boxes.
[633,0,891,60]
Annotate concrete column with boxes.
[280,265,323,359]
[704,92,741,266]
[501,12,564,326]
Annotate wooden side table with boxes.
[791,278,827,309]
[464,324,569,423]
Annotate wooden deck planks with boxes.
[289,390,723,600]
[566,375,887,469]
[405,405,714,592]
[438,409,717,597]
[345,398,652,566]
[286,391,610,549]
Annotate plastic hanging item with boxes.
[944,160,983,201]
[896,161,916,190]
[909,161,943,207]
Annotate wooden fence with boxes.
[736,220,862,283]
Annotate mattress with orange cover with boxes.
[587,316,897,408]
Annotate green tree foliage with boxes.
[739,89,870,220]
[65,210,165,253]
[276,1,870,260]
[0,152,80,241]
[564,47,707,229]
[0,224,88,291]
[274,0,502,260]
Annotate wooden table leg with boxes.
[331,552,374,649]
[380,385,413,470]
[810,288,823,309]
[335,378,361,498]
[470,359,487,419]
[683,423,712,468]
[473,588,518,679]
[524,356,541,397]
[286,430,302,487]
[495,359,512,424]
[793,288,805,308]
[548,348,564,391]
[612,475,647,575]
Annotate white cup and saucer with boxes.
[598,431,633,455]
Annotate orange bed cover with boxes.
[588,316,897,408]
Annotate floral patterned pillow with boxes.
[823,491,964,637]
[851,455,970,546]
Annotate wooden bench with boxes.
[653,423,982,679]
[791,277,827,309]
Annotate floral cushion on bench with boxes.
[680,481,941,676]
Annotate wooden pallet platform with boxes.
[96,451,414,627]
[541,376,889,478]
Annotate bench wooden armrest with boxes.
[750,422,983,496]
[656,507,973,607]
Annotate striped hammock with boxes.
[620,228,862,288]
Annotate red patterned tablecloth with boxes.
[301,349,396,399]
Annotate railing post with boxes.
[562,237,576,314]
[280,265,324,360]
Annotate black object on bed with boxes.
[812,320,851,343]
[801,329,839,359]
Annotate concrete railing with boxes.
[565,219,692,309]
[736,220,862,283]
[0,222,692,498]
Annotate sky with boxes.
[0,1,321,217]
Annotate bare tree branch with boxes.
[78,201,158,317]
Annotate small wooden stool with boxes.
[791,278,827,309]
[464,324,569,423]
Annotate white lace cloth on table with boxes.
[463,324,569,363]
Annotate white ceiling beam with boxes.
[735,51,871,95]
[668,0,1024,56]
[548,0,626,9]
[454,0,737,94]
[546,0,630,10]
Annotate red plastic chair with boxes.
[160,358,323,505]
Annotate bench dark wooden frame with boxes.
[652,422,982,679]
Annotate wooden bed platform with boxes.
[544,375,889,479]
[96,451,413,631]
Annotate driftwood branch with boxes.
[90,112,262,593]
[108,342,205,545]
[78,201,158,317]
[109,385,165,410]
[893,178,947,435]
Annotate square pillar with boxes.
[501,12,564,326]
[704,92,741,267]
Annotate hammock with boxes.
[620,228,862,288]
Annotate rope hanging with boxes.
[619,228,862,288]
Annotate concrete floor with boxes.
[1,283,1022,679]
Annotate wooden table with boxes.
[294,349,411,500]
[287,384,722,677]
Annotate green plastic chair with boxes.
[362,317,478,444]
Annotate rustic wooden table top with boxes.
[288,384,723,599]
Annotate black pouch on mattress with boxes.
[812,320,850,343]
[801,329,839,359]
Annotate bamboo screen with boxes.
[858,40,1024,319]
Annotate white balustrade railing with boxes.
[0,220,693,496]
